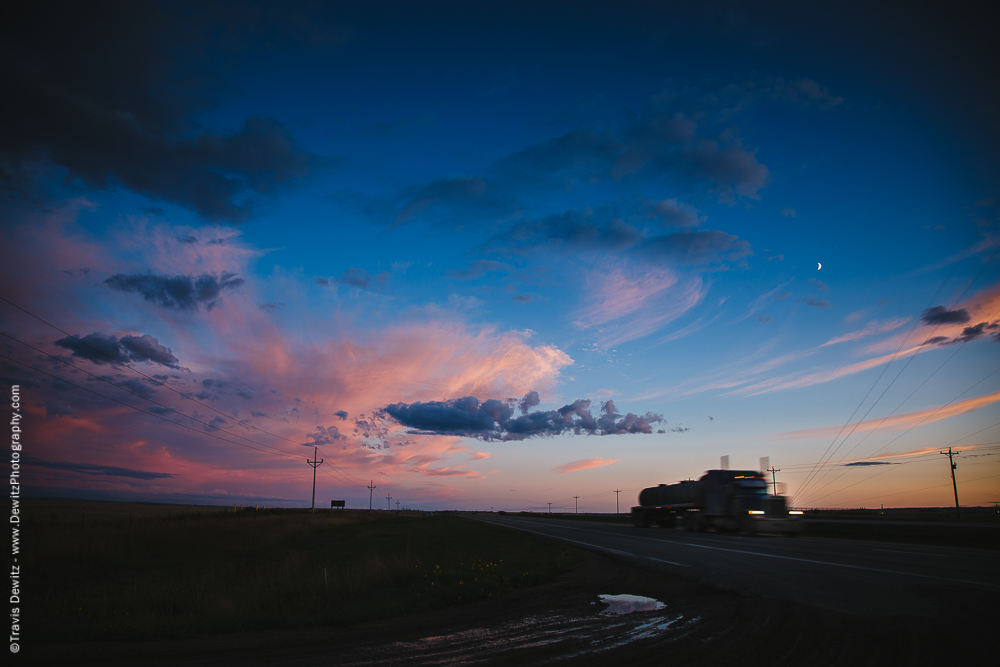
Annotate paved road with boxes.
[470,514,998,616]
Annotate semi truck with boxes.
[632,469,804,535]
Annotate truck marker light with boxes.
[748,510,765,515]
[788,511,804,515]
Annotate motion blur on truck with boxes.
[632,469,804,535]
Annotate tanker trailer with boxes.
[632,469,803,535]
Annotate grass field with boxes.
[20,500,582,643]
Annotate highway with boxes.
[470,514,999,616]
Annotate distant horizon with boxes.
[22,491,997,514]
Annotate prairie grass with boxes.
[21,500,581,642]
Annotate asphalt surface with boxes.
[469,514,999,616]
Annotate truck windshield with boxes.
[736,483,767,494]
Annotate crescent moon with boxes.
[817,262,822,270]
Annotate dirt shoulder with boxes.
[25,548,992,666]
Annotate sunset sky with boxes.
[2,1,998,511]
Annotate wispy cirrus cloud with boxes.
[724,284,1000,397]
[553,457,621,475]
[574,264,707,347]
[773,390,1000,440]
[820,317,910,347]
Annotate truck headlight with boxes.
[788,510,803,515]
[747,510,765,515]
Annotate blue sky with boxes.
[2,1,998,510]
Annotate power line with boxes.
[0,353,318,461]
[795,316,999,504]
[0,296,369,487]
[799,441,1000,507]
[829,473,1000,508]
[797,364,1000,506]
[0,344,363,488]
[795,212,998,502]
[0,296,364,486]
[1,330,309,458]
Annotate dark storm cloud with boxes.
[801,298,831,309]
[923,321,997,346]
[45,402,75,419]
[335,268,388,290]
[54,332,180,368]
[489,208,642,255]
[842,461,894,467]
[304,424,344,447]
[258,302,285,312]
[120,334,182,367]
[383,391,667,441]
[194,377,255,401]
[518,390,541,414]
[496,111,770,202]
[114,378,157,400]
[954,322,991,344]
[0,1,315,221]
[54,332,129,364]
[104,272,244,310]
[483,207,751,268]
[316,269,388,290]
[639,229,752,266]
[334,410,349,420]
[388,177,518,229]
[921,336,949,346]
[377,95,770,231]
[648,198,703,228]
[920,306,971,325]
[28,457,175,480]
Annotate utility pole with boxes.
[613,489,622,514]
[940,447,961,521]
[573,495,580,513]
[547,502,552,513]
[767,467,780,496]
[307,446,324,514]
[367,480,377,511]
[385,492,392,510]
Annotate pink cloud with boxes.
[575,264,706,346]
[552,457,621,474]
[820,317,910,347]
[5,211,573,506]
[773,390,1000,440]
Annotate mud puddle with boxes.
[333,595,691,666]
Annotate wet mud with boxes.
[29,550,992,666]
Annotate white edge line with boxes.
[491,517,998,590]
[492,522,690,568]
